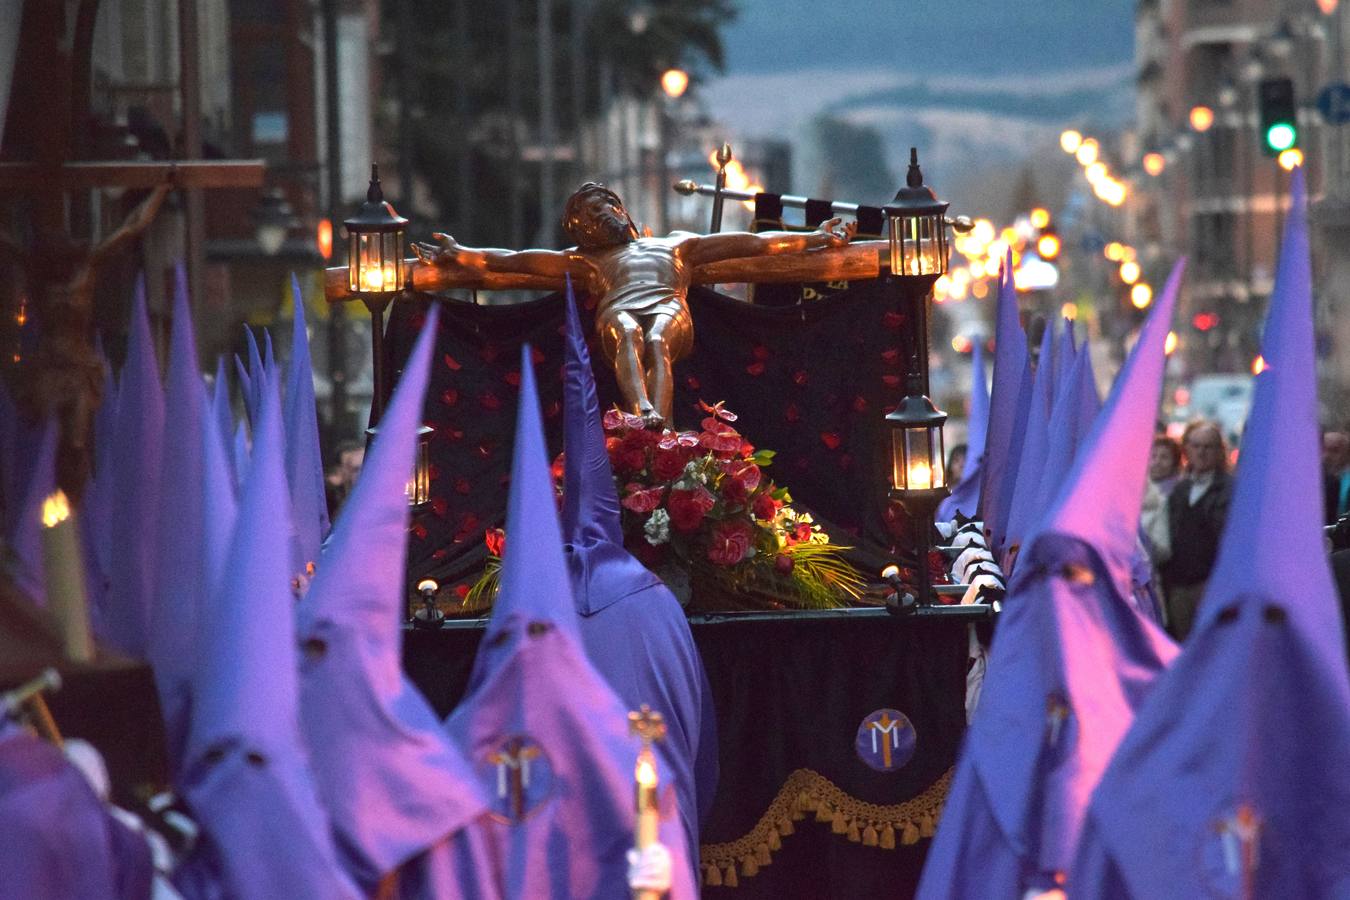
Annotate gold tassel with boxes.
[847,819,862,842]
[830,809,848,834]
[706,865,722,887]
[862,825,879,847]
[815,803,832,824]
[778,816,794,837]
[880,824,896,849]
[756,843,772,865]
[741,855,758,879]
[724,865,739,888]
[920,814,935,838]
[902,821,920,845]
[768,827,783,850]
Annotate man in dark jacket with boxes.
[1159,421,1232,640]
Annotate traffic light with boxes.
[1258,78,1298,157]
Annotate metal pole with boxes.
[453,0,473,235]
[178,0,206,324]
[536,0,555,246]
[506,0,524,247]
[364,297,389,428]
[323,0,349,434]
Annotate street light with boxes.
[344,163,408,427]
[660,68,689,99]
[885,369,949,608]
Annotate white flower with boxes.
[644,508,671,545]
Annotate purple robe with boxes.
[445,344,698,898]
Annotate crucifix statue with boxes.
[414,182,857,427]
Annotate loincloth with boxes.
[595,282,693,361]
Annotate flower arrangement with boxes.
[465,402,864,610]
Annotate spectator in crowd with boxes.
[1159,420,1232,640]
[1323,426,1350,525]
[325,440,365,519]
[947,443,968,486]
[1140,435,1183,567]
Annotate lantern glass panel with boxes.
[382,231,402,291]
[928,427,946,490]
[889,214,949,278]
[406,433,431,506]
[903,427,936,490]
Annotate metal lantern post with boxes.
[883,147,950,396]
[345,163,409,427]
[885,371,950,607]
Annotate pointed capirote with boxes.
[445,344,699,898]
[297,305,492,892]
[181,374,359,899]
[560,281,719,849]
[561,280,665,610]
[937,340,991,521]
[102,274,164,657]
[238,324,264,425]
[919,261,1185,899]
[1041,261,1186,583]
[284,274,330,570]
[978,252,1030,552]
[149,263,215,772]
[1072,169,1350,898]
[210,356,234,473]
[1003,320,1058,562]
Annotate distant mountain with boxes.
[702,64,1133,213]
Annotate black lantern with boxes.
[345,164,408,428]
[365,423,434,509]
[884,148,950,280]
[345,164,408,297]
[886,373,949,501]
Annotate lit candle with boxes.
[40,490,93,662]
[908,462,932,490]
[628,706,668,900]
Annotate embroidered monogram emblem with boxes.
[855,709,916,772]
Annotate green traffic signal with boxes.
[1265,122,1297,153]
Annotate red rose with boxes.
[753,492,779,521]
[621,484,664,513]
[667,486,716,532]
[793,521,813,543]
[616,431,650,473]
[707,519,754,566]
[652,446,688,481]
[484,527,506,557]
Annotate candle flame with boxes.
[635,756,657,788]
[42,490,71,528]
[908,462,932,490]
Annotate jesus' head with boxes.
[562,182,639,249]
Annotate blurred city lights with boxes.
[1142,152,1166,176]
[1165,331,1179,355]
[1278,148,1304,171]
[1130,283,1153,309]
[1060,130,1083,154]
[1037,233,1061,259]
[1104,242,1125,261]
[1061,302,1078,321]
[1030,208,1050,229]
[1119,260,1141,284]
[1085,162,1108,184]
[1189,105,1215,132]
[1075,138,1099,166]
[661,68,690,99]
[1252,355,1267,375]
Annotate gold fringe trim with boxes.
[699,767,953,887]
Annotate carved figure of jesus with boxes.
[415,182,855,426]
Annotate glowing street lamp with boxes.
[1278,148,1304,171]
[1143,152,1166,177]
[660,68,690,99]
[1131,282,1154,309]
[1060,130,1083,154]
[1189,105,1215,132]
[1075,138,1099,166]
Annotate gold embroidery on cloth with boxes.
[697,767,953,886]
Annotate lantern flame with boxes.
[42,490,71,528]
[908,462,933,490]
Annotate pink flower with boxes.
[668,486,716,532]
[707,519,754,566]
